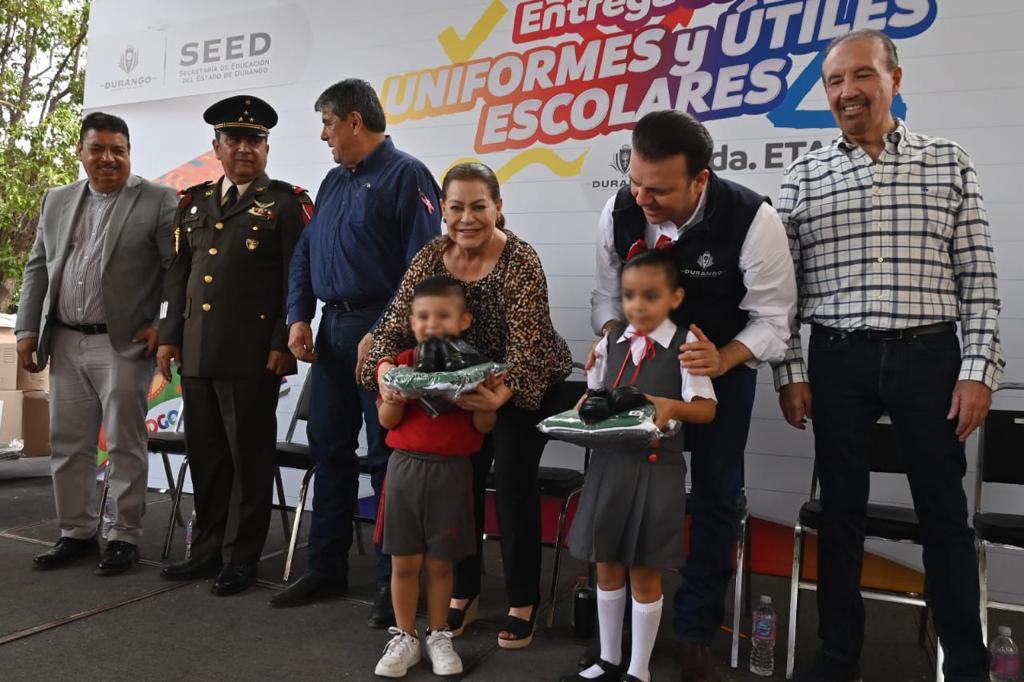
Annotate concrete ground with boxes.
[0,475,1017,680]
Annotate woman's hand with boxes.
[376,359,396,386]
[380,385,406,406]
[455,379,512,412]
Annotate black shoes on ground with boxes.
[33,536,100,570]
[34,536,138,576]
[95,540,138,576]
[561,658,624,681]
[414,337,489,373]
[211,563,258,596]
[367,585,395,628]
[268,572,349,608]
[160,554,223,581]
[578,386,651,424]
[677,642,721,682]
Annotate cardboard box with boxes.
[0,389,51,457]
[0,327,50,392]
[0,331,16,390]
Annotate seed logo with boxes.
[698,250,714,270]
[610,145,631,176]
[119,45,140,75]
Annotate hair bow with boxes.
[625,234,673,261]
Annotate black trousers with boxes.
[807,327,988,680]
[453,381,579,607]
[182,374,280,566]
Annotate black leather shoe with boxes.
[414,337,446,372]
[160,554,222,581]
[33,536,99,570]
[367,585,395,628]
[211,563,258,596]
[610,385,650,413]
[442,337,489,371]
[95,540,138,576]
[268,572,348,608]
[579,388,612,424]
[562,658,624,681]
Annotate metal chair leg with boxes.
[546,489,580,628]
[978,540,989,646]
[731,512,748,669]
[274,468,290,539]
[744,514,753,616]
[162,456,190,560]
[158,451,184,526]
[786,524,804,679]
[284,467,315,582]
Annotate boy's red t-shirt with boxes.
[381,348,484,456]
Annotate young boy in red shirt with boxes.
[373,276,500,678]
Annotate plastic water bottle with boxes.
[101,489,116,539]
[750,595,777,676]
[990,626,1020,681]
[184,511,196,561]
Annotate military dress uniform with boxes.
[159,96,312,576]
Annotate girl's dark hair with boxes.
[441,162,505,229]
[622,249,680,289]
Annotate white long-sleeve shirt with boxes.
[590,192,797,368]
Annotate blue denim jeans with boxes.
[673,364,756,644]
[807,327,987,679]
[306,306,391,586]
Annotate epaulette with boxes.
[177,180,214,209]
[269,179,308,196]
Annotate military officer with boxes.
[156,95,311,596]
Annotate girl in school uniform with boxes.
[563,248,717,682]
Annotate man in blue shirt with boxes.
[273,79,441,625]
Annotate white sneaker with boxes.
[374,627,420,678]
[424,629,463,676]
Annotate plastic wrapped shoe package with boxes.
[536,404,681,448]
[381,361,509,401]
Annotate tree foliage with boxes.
[0,0,88,311]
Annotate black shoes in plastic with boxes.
[578,386,651,424]
[414,337,489,373]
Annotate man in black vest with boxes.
[590,110,797,681]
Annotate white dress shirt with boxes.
[590,191,797,368]
[221,178,253,203]
[587,319,717,403]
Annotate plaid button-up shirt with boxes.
[773,119,1004,390]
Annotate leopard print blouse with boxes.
[361,229,572,410]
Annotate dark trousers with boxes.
[306,307,391,585]
[673,365,756,643]
[182,374,280,566]
[453,381,578,607]
[808,327,988,679]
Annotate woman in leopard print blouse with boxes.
[363,162,574,649]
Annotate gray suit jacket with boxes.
[16,174,177,367]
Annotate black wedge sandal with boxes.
[447,595,479,638]
[497,604,539,650]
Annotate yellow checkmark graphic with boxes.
[443,149,590,184]
[438,0,508,64]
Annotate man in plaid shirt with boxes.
[774,29,1003,682]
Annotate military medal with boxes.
[174,227,181,254]
[246,238,259,251]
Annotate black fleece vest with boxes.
[612,172,766,346]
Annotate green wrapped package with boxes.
[382,362,509,400]
[537,405,681,448]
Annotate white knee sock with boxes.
[626,595,663,682]
[579,585,627,678]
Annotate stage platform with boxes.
[1,475,1017,680]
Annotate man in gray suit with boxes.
[16,112,176,574]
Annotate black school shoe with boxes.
[367,585,396,628]
[442,337,490,371]
[211,563,258,596]
[609,385,650,412]
[414,337,447,372]
[561,658,624,681]
[579,388,612,424]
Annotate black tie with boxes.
[223,184,239,211]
